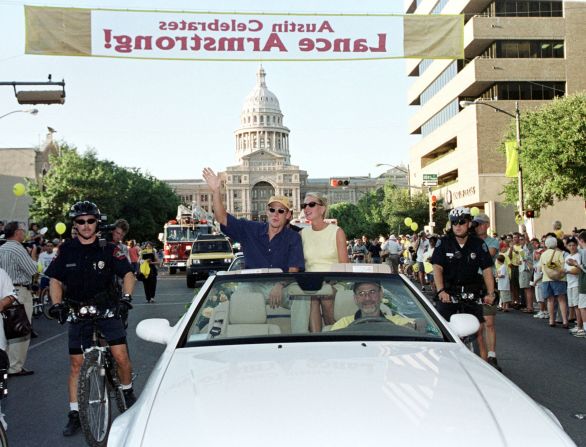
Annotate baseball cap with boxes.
[268,195,292,210]
[473,213,490,224]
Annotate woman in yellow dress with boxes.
[300,192,348,332]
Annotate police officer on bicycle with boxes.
[431,207,496,350]
[46,201,136,437]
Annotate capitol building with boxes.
[165,67,407,221]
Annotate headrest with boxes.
[229,292,266,324]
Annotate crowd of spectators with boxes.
[348,220,586,339]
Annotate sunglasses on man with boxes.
[267,207,287,215]
[301,201,322,210]
[450,218,469,226]
[75,218,97,225]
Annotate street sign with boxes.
[423,173,438,186]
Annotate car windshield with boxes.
[182,272,445,346]
[192,241,231,253]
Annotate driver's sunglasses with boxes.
[450,218,469,226]
[301,201,322,209]
[356,289,379,298]
[75,218,97,225]
[267,207,286,215]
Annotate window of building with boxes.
[282,188,293,197]
[492,0,563,17]
[420,61,458,105]
[200,194,208,202]
[484,40,565,58]
[479,81,565,100]
[421,98,459,137]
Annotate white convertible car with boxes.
[109,265,576,447]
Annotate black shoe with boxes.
[63,410,80,436]
[487,357,502,372]
[123,388,137,408]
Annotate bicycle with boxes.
[69,305,129,447]
[31,274,53,320]
[0,349,8,447]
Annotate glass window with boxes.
[182,273,445,346]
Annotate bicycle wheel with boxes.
[31,292,42,319]
[104,352,127,414]
[78,350,111,447]
[41,289,54,320]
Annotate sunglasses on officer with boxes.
[75,218,97,225]
[450,218,470,226]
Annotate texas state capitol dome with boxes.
[166,67,393,221]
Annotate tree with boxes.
[502,93,586,210]
[328,202,365,239]
[28,143,180,242]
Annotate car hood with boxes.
[121,342,575,447]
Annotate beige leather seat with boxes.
[226,292,281,337]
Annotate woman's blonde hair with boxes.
[304,191,328,218]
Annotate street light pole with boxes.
[0,108,39,120]
[460,99,524,219]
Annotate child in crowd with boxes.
[496,254,512,312]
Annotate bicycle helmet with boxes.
[68,201,101,220]
[448,206,471,222]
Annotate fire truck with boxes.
[159,204,216,274]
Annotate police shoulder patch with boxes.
[482,242,488,252]
[436,239,442,248]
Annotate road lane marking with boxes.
[30,332,67,350]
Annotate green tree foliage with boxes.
[328,202,363,239]
[28,143,180,242]
[502,93,586,210]
[328,181,447,240]
[381,185,430,235]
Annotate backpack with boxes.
[543,250,566,281]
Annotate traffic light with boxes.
[430,195,438,214]
[525,209,535,219]
[330,179,350,188]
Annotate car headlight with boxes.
[192,259,200,264]
[224,258,232,263]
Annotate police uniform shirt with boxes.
[46,238,132,304]
[431,233,493,290]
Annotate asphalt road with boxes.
[5,274,586,446]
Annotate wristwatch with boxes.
[122,293,132,301]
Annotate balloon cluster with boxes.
[404,217,418,232]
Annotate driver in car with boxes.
[331,281,415,330]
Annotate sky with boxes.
[0,0,417,181]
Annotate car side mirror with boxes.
[136,318,174,345]
[448,314,480,338]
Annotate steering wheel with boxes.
[347,316,394,327]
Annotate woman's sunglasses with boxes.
[301,201,322,210]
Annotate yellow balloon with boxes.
[411,222,419,231]
[55,222,66,235]
[404,217,412,226]
[13,183,26,197]
[470,207,480,217]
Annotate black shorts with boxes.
[68,318,127,355]
[436,301,485,324]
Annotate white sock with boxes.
[70,402,78,412]
[488,351,496,358]
[121,383,132,390]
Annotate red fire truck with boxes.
[159,205,216,274]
